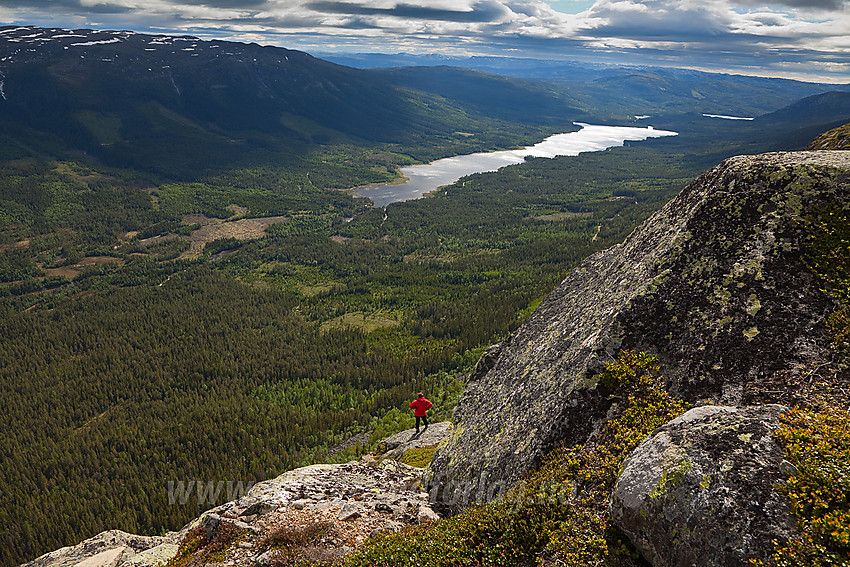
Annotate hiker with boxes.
[410,392,433,434]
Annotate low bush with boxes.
[260,521,342,567]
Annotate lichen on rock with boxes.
[429,151,850,502]
[609,404,797,567]
[808,122,850,150]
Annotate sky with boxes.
[1,0,848,82]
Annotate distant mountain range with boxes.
[0,26,580,178]
[320,52,850,118]
[1,25,850,181]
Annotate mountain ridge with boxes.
[0,26,580,178]
[318,51,850,118]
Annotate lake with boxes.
[355,123,678,207]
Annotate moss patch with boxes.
[649,459,693,499]
[398,445,438,468]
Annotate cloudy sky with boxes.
[1,0,849,82]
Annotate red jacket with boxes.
[409,397,433,417]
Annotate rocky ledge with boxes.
[23,425,450,567]
[430,151,850,501]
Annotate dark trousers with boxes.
[416,415,428,431]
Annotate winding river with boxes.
[355,123,678,207]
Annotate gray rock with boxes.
[119,542,180,567]
[430,151,850,503]
[468,342,503,382]
[239,501,276,518]
[380,422,452,459]
[610,404,798,567]
[28,446,431,567]
[337,502,363,521]
[19,528,188,567]
[368,522,404,538]
[417,506,441,522]
[70,547,127,567]
[808,121,850,150]
[254,550,278,567]
[202,513,258,542]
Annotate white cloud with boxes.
[1,0,848,81]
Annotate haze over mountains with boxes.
[323,52,850,117]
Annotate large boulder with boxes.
[429,151,850,500]
[610,405,798,567]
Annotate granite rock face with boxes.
[429,151,850,500]
[610,405,798,567]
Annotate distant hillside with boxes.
[751,91,850,149]
[372,66,590,123]
[319,52,850,118]
[0,26,579,178]
[756,91,850,125]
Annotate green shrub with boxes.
[164,520,247,567]
[752,204,850,566]
[162,525,206,567]
[752,407,850,566]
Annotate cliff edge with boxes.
[430,150,850,500]
[20,426,450,567]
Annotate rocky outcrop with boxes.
[808,122,850,150]
[21,425,452,567]
[610,405,797,567]
[21,531,184,567]
[430,151,850,500]
[379,421,452,459]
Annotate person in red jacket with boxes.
[410,392,433,434]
